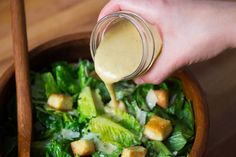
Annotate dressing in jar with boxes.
[90,11,162,106]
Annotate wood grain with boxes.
[0,0,236,156]
[10,0,32,156]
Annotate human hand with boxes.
[99,0,236,84]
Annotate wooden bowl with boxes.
[0,32,209,157]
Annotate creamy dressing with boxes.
[94,20,143,106]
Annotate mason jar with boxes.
[90,11,162,80]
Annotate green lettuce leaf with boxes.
[77,60,110,103]
[42,72,61,97]
[78,60,95,89]
[45,139,71,157]
[165,121,194,153]
[114,81,135,100]
[166,92,184,117]
[106,108,142,136]
[89,116,139,147]
[53,62,80,94]
[181,100,195,131]
[165,129,187,152]
[132,84,154,111]
[146,140,173,157]
[77,87,104,119]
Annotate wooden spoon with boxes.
[10,0,32,157]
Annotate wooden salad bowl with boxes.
[0,32,209,157]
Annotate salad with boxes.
[3,60,195,157]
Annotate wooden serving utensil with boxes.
[10,0,32,157]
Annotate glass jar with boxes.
[90,11,162,80]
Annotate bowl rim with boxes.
[0,32,209,157]
[175,68,209,157]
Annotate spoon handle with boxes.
[10,0,32,157]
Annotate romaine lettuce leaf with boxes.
[114,81,135,100]
[78,60,110,103]
[35,106,85,140]
[42,72,61,97]
[132,84,154,111]
[89,116,140,147]
[82,133,121,156]
[53,62,80,95]
[165,128,187,152]
[45,139,72,157]
[122,97,136,116]
[78,60,95,89]
[146,140,173,157]
[92,80,111,103]
[165,121,194,153]
[77,87,104,119]
[122,98,147,125]
[166,92,184,117]
[105,108,142,136]
[181,100,194,131]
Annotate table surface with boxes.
[1,0,236,156]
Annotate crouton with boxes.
[71,139,95,156]
[154,90,169,109]
[144,115,172,141]
[121,146,147,157]
[47,94,73,111]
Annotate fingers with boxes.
[98,0,179,84]
[134,44,183,84]
[98,0,121,20]
[98,0,159,23]
[134,58,175,84]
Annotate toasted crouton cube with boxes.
[47,94,73,111]
[144,115,172,141]
[154,90,169,109]
[71,139,95,156]
[121,146,147,157]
